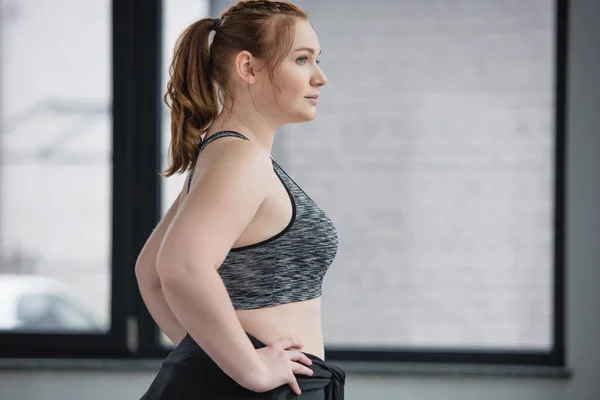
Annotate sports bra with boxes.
[187,131,338,310]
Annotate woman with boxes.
[136,1,345,398]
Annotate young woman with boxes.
[136,1,345,398]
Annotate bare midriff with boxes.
[236,297,324,361]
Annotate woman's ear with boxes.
[234,50,259,85]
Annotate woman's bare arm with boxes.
[156,140,273,389]
[135,192,187,345]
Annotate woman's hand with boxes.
[249,337,314,395]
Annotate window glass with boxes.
[0,0,111,333]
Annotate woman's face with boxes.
[256,19,328,125]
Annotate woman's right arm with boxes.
[155,141,313,394]
[135,192,186,346]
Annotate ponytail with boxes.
[162,18,218,177]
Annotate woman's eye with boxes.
[296,56,321,65]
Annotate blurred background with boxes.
[1,0,599,399]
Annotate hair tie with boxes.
[212,18,220,30]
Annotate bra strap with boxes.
[187,131,250,193]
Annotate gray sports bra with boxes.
[187,131,338,310]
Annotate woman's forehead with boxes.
[291,20,320,49]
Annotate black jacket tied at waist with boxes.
[141,332,346,399]
[248,334,346,399]
[311,356,346,400]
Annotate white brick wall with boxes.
[250,0,555,348]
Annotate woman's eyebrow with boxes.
[293,47,322,55]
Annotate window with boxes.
[0,0,161,359]
[16,294,100,332]
[0,0,111,334]
[0,0,568,368]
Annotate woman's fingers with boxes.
[290,361,314,376]
[287,350,313,366]
[288,376,302,396]
[264,337,316,395]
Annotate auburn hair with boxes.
[162,0,308,177]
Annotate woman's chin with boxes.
[283,108,317,125]
[302,108,318,122]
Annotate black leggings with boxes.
[140,333,345,399]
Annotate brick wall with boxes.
[214,0,555,348]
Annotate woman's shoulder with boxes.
[184,138,271,198]
[198,137,271,176]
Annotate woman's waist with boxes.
[236,298,324,359]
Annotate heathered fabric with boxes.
[187,131,338,309]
